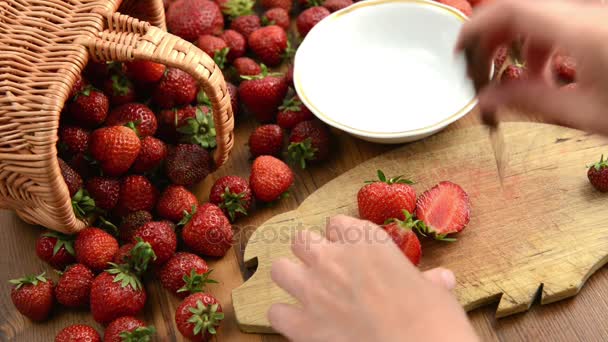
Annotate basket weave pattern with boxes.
[0,0,234,233]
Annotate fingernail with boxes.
[442,270,456,290]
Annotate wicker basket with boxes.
[0,0,235,234]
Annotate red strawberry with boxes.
[153,68,198,109]
[587,155,608,192]
[55,325,100,342]
[9,272,54,321]
[55,264,94,308]
[166,0,224,41]
[239,65,288,122]
[90,267,147,324]
[156,185,198,223]
[382,211,422,266]
[233,57,262,78]
[113,243,135,264]
[220,30,247,61]
[68,152,95,179]
[59,157,83,197]
[248,25,288,66]
[227,82,239,116]
[157,105,200,142]
[297,7,330,37]
[357,170,416,225]
[288,120,331,168]
[68,87,109,128]
[436,0,473,16]
[277,95,314,129]
[89,126,141,176]
[119,210,153,242]
[175,293,223,341]
[230,15,261,38]
[86,177,120,211]
[182,203,233,257]
[175,105,217,149]
[552,53,577,83]
[106,103,158,137]
[69,75,87,99]
[197,35,230,69]
[250,155,294,202]
[415,181,471,238]
[261,0,292,11]
[132,136,167,173]
[104,316,155,342]
[262,8,290,30]
[115,175,159,216]
[59,126,90,155]
[132,221,177,265]
[159,252,215,297]
[209,176,252,221]
[35,231,76,270]
[165,144,212,186]
[323,0,352,12]
[75,227,119,272]
[500,63,527,83]
[249,124,284,157]
[103,73,136,106]
[493,46,508,78]
[125,60,167,83]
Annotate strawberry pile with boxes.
[358,170,471,266]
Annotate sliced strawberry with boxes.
[415,181,471,238]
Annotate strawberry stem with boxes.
[287,138,317,169]
[178,205,198,226]
[123,237,157,277]
[589,154,608,171]
[188,301,224,336]
[178,269,219,295]
[219,187,248,222]
[177,107,217,149]
[364,170,414,185]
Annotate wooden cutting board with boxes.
[232,122,608,333]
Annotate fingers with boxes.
[271,258,309,301]
[422,268,457,291]
[326,215,390,244]
[522,39,554,78]
[291,229,331,266]
[268,303,311,341]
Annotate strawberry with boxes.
[35,231,76,270]
[239,65,288,122]
[249,124,284,157]
[248,25,288,66]
[156,185,198,223]
[68,87,109,128]
[250,155,294,202]
[125,60,166,83]
[227,82,239,116]
[493,46,508,78]
[297,7,330,37]
[261,0,292,11]
[288,120,331,168]
[75,227,119,272]
[262,8,290,30]
[68,152,95,179]
[277,95,314,129]
[166,0,224,41]
[436,0,472,16]
[182,203,233,257]
[157,105,200,142]
[89,126,141,176]
[114,243,135,265]
[175,293,224,341]
[58,126,90,155]
[382,211,422,266]
[104,317,156,342]
[197,35,230,69]
[587,155,608,192]
[175,105,217,149]
[233,57,262,78]
[59,157,83,197]
[415,181,471,238]
[84,61,112,87]
[357,170,416,225]
[285,64,294,87]
[55,264,94,308]
[500,63,527,83]
[322,0,352,12]
[106,103,158,137]
[119,210,153,242]
[552,53,577,83]
[55,325,100,342]
[159,252,216,297]
[115,175,159,216]
[132,136,168,173]
[165,144,212,186]
[230,14,261,38]
[220,30,247,62]
[9,272,54,321]
[69,75,87,100]
[209,176,252,221]
[103,73,136,106]
[153,68,198,109]
[132,221,177,265]
[86,177,120,211]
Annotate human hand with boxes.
[456,0,608,134]
[268,215,479,342]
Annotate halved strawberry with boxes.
[415,181,471,239]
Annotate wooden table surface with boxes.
[3,109,608,341]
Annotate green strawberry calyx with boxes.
[177,106,217,149]
[261,15,275,27]
[197,90,212,107]
[589,154,608,171]
[241,64,283,81]
[123,237,157,277]
[307,0,323,7]
[41,231,76,257]
[71,188,97,220]
[119,325,156,342]
[414,220,456,242]
[106,263,144,291]
[213,47,230,70]
[124,121,141,137]
[73,85,93,100]
[178,205,198,227]
[288,138,317,169]
[282,39,296,61]
[221,0,254,19]
[385,210,418,231]
[178,269,219,295]
[97,216,119,237]
[364,169,414,185]
[219,187,248,221]
[188,300,225,336]
[279,95,303,112]
[9,272,49,289]
[111,73,132,96]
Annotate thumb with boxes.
[422,267,456,291]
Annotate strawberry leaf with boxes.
[364,169,414,185]
[178,205,197,226]
[188,301,224,337]
[42,231,76,257]
[589,154,608,171]
[287,138,317,169]
[221,0,254,19]
[218,187,248,222]
[72,189,96,220]
[178,269,219,295]
[110,73,132,96]
[279,95,302,112]
[97,216,118,236]
[9,272,48,289]
[178,107,217,150]
[213,47,230,70]
[119,326,156,342]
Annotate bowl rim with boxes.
[293,0,478,139]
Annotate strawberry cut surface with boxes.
[415,181,470,235]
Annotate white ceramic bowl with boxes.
[293,0,477,144]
